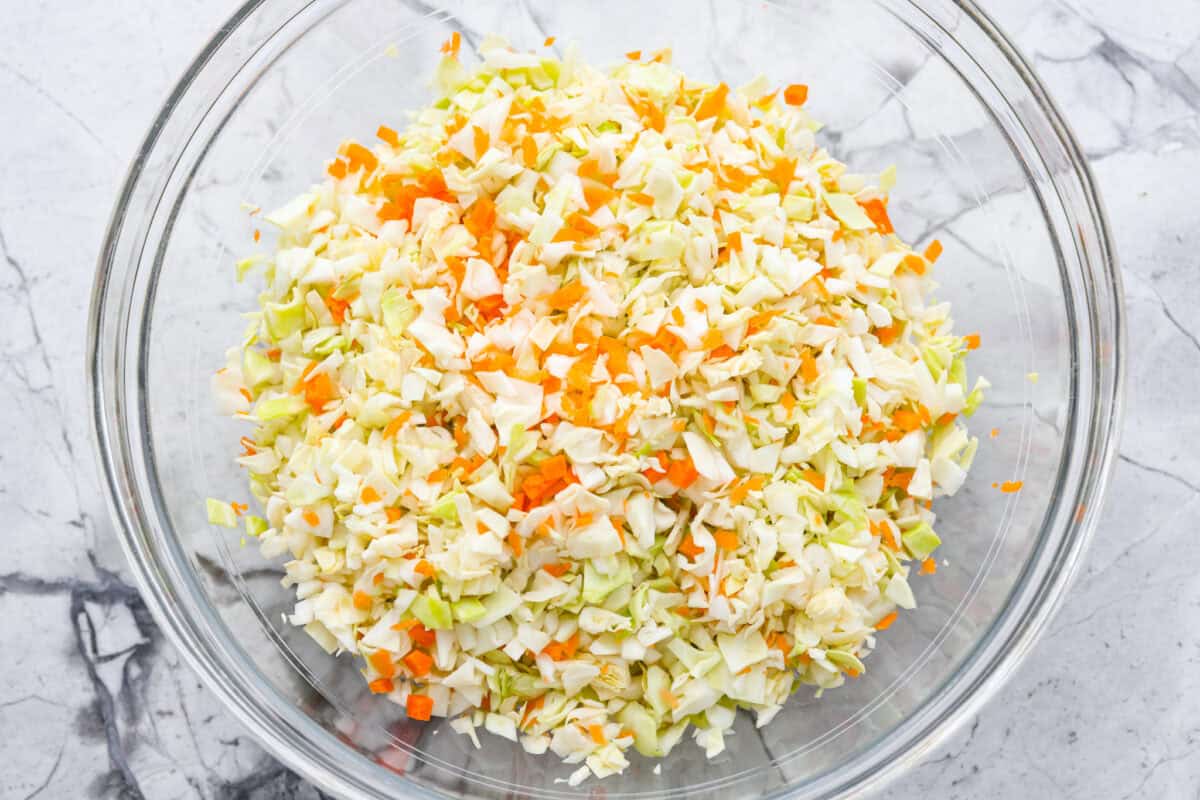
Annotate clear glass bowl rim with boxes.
[88,1,1125,798]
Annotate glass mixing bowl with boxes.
[89,0,1123,797]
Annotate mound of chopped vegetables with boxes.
[209,35,985,785]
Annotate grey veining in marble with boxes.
[1,0,1197,797]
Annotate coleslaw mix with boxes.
[209,36,985,784]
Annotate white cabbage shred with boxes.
[213,35,984,784]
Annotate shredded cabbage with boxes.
[212,36,986,785]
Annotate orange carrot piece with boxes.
[666,457,699,489]
[801,351,819,383]
[376,125,399,146]
[713,530,739,551]
[859,197,893,234]
[369,649,396,678]
[383,411,411,439]
[874,611,899,631]
[403,649,434,678]
[923,239,943,262]
[783,83,808,105]
[801,469,825,490]
[677,533,704,559]
[406,693,434,720]
[368,678,394,694]
[694,82,729,121]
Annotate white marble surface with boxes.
[1,0,1196,797]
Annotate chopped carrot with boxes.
[541,631,580,661]
[628,191,655,206]
[472,125,490,160]
[383,411,411,439]
[801,350,819,383]
[540,453,569,481]
[588,724,607,745]
[859,197,893,234]
[713,530,739,551]
[666,457,699,489]
[1000,480,1023,493]
[542,562,571,578]
[874,611,899,631]
[891,408,923,433]
[660,688,679,709]
[920,557,938,575]
[801,469,825,490]
[385,507,403,523]
[344,142,378,173]
[543,36,556,46]
[964,332,981,350]
[763,157,796,192]
[990,428,1000,439]
[353,590,372,611]
[625,50,642,60]
[677,533,704,559]
[727,230,743,252]
[327,158,348,179]
[901,253,926,275]
[923,239,944,262]
[238,387,253,403]
[783,83,809,105]
[937,412,957,427]
[403,649,434,678]
[440,31,462,58]
[369,649,396,678]
[302,510,320,527]
[546,281,586,311]
[360,486,381,504]
[729,475,765,504]
[882,467,914,490]
[520,695,545,729]
[871,519,899,551]
[521,135,539,167]
[368,678,394,694]
[408,623,436,648]
[506,531,524,557]
[875,323,902,345]
[583,183,617,211]
[253,228,261,243]
[376,125,399,146]
[414,559,436,578]
[694,82,729,121]
[303,372,339,413]
[406,693,434,721]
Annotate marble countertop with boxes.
[3,0,1197,797]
